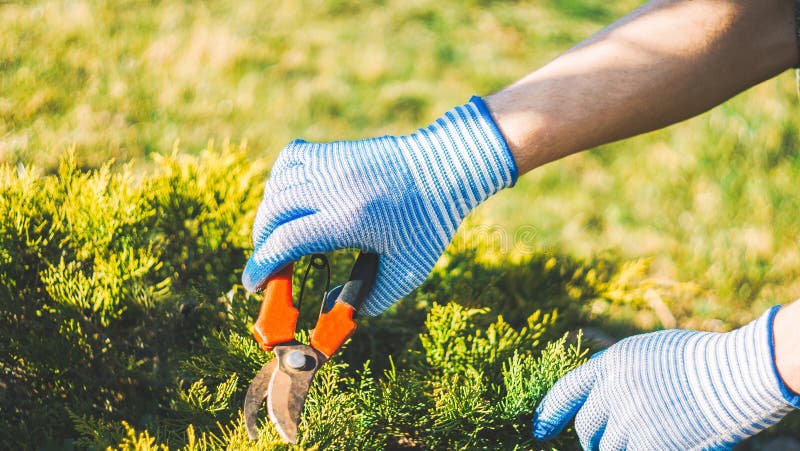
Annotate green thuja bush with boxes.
[2,149,672,450]
[0,147,264,448]
[92,303,587,451]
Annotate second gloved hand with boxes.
[243,97,518,316]
[533,306,800,450]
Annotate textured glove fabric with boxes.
[533,306,800,450]
[243,96,518,316]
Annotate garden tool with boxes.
[243,252,379,443]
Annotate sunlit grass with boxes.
[0,0,630,167]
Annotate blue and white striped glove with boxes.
[243,96,517,316]
[533,306,800,450]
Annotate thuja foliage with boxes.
[0,147,263,448]
[89,304,586,451]
[1,149,664,449]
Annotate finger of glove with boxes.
[533,358,599,441]
[574,389,609,451]
[252,188,317,249]
[242,213,333,292]
[358,253,432,316]
[262,161,309,199]
[598,422,628,451]
[270,139,310,174]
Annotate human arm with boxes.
[487,0,799,173]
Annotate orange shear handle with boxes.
[252,264,298,352]
[310,302,358,358]
[310,252,378,358]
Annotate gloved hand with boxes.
[243,96,518,316]
[533,306,800,450]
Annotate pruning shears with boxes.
[243,252,379,443]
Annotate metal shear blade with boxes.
[244,343,327,443]
[244,359,277,441]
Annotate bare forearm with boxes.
[775,300,800,393]
[487,0,798,174]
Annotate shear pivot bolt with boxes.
[285,351,306,369]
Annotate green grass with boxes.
[0,0,635,167]
[3,0,800,448]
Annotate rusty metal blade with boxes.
[266,365,304,443]
[243,359,278,440]
[267,344,326,444]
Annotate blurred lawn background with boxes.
[3,0,800,330]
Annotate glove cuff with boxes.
[397,96,518,238]
[766,305,800,409]
[434,96,518,196]
[727,306,800,420]
[467,95,520,185]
